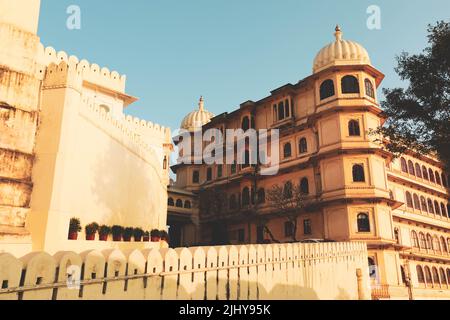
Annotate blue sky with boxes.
[38,0,450,131]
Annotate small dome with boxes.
[180,96,215,131]
[313,26,371,73]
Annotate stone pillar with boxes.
[0,0,43,256]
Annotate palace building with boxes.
[171,26,450,299]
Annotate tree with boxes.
[198,186,229,245]
[266,182,306,242]
[374,21,450,170]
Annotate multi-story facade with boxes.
[172,26,450,299]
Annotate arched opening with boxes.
[405,192,413,208]
[408,160,415,175]
[427,199,434,214]
[422,166,429,180]
[352,164,365,182]
[424,266,433,286]
[242,187,250,206]
[283,143,292,158]
[419,232,427,248]
[413,194,420,210]
[348,120,361,136]
[429,168,436,183]
[184,200,191,209]
[99,104,111,113]
[241,116,250,131]
[432,267,440,287]
[341,75,360,94]
[364,79,375,98]
[257,188,265,204]
[357,213,370,232]
[168,198,174,206]
[416,265,425,284]
[411,231,419,248]
[400,158,408,173]
[320,79,335,100]
[300,178,309,195]
[192,170,200,184]
[176,199,183,208]
[299,137,308,154]
[420,196,428,212]
[435,171,442,185]
[283,181,293,199]
[415,163,422,178]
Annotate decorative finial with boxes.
[334,25,342,41]
[198,96,204,110]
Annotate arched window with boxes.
[435,171,441,185]
[257,188,265,204]
[413,194,420,210]
[341,75,360,94]
[283,143,292,158]
[242,187,250,206]
[426,234,433,249]
[176,199,183,208]
[278,101,285,120]
[251,116,255,129]
[400,158,408,173]
[429,168,436,183]
[168,198,174,206]
[241,116,250,131]
[229,194,237,210]
[348,120,361,136]
[441,203,447,218]
[441,237,448,253]
[420,196,428,212]
[364,79,375,98]
[419,232,427,248]
[424,266,433,285]
[434,201,441,216]
[352,164,365,182]
[300,178,309,195]
[242,150,250,168]
[442,173,447,187]
[320,79,335,100]
[283,181,293,199]
[408,160,415,175]
[415,163,422,178]
[422,166,429,180]
[368,258,377,279]
[394,228,400,244]
[433,235,441,251]
[163,156,167,170]
[357,213,370,232]
[432,267,440,287]
[439,268,447,286]
[416,265,425,284]
[184,200,191,209]
[299,138,308,154]
[192,170,200,184]
[411,231,419,248]
[400,266,407,284]
[405,192,413,208]
[428,199,435,214]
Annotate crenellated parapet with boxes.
[37,44,127,93]
[0,242,369,300]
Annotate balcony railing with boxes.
[371,284,390,300]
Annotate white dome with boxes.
[180,96,215,131]
[313,26,371,73]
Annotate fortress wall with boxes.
[0,242,370,300]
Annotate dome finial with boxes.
[334,25,342,41]
[198,96,204,110]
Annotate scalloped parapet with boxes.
[37,44,127,93]
[0,242,369,300]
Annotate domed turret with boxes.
[313,25,371,74]
[180,96,215,131]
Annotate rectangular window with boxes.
[192,170,200,184]
[303,219,312,235]
[231,161,236,174]
[238,229,245,243]
[217,164,223,178]
[284,221,294,237]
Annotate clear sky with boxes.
[38,0,450,131]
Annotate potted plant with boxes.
[133,228,144,242]
[143,231,150,242]
[85,222,99,240]
[111,225,123,242]
[150,229,161,242]
[123,227,134,242]
[99,225,111,241]
[68,218,81,240]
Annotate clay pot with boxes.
[99,234,108,241]
[134,236,142,242]
[113,235,122,242]
[151,236,161,242]
[86,234,95,241]
[143,235,150,242]
[68,232,78,240]
[123,235,131,242]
